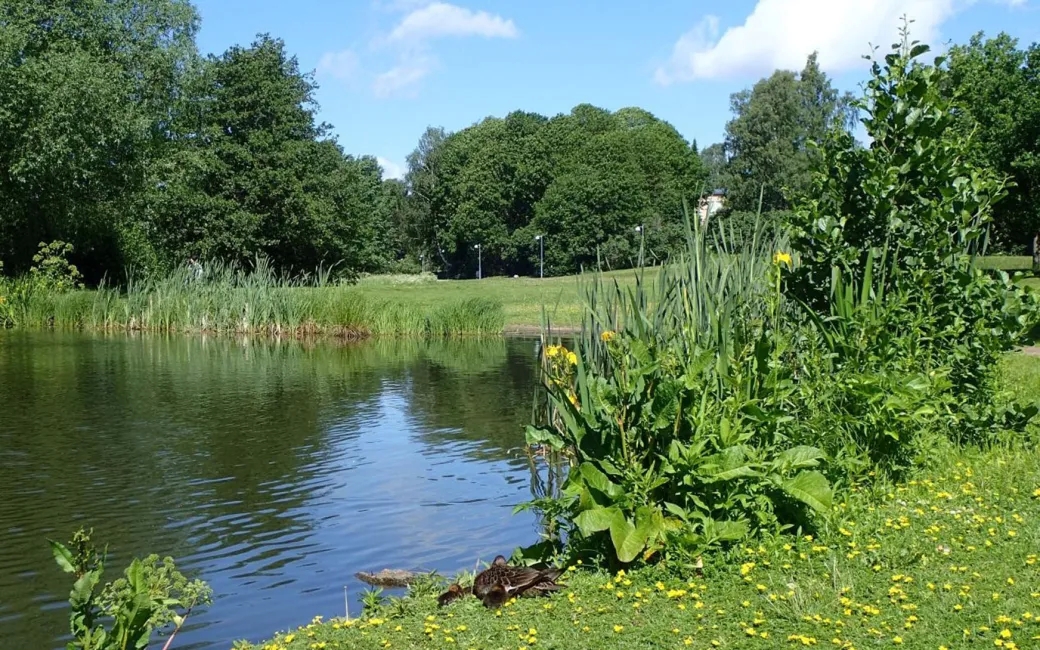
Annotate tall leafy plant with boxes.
[785,21,1040,441]
[522,214,833,569]
[50,528,212,650]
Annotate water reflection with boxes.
[0,331,545,649]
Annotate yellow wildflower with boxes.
[614,625,624,633]
[566,351,578,365]
[600,330,616,342]
[774,251,792,266]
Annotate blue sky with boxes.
[191,0,1040,180]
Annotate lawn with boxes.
[353,268,647,332]
[237,354,1040,650]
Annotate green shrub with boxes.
[522,220,833,570]
[785,25,1040,442]
[50,527,211,650]
[31,240,84,292]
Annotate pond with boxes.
[0,331,552,649]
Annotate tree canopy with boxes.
[4,3,1040,282]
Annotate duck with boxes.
[436,583,470,607]
[471,555,563,608]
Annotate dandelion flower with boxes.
[614,625,624,633]
[774,252,792,266]
[600,330,616,342]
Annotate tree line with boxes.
[2,0,1038,283]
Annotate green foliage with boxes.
[721,52,855,212]
[945,31,1040,253]
[785,23,1040,442]
[521,28,1040,573]
[30,240,83,292]
[50,527,211,650]
[1,257,504,336]
[522,218,833,569]
[404,104,705,278]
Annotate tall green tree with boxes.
[945,32,1040,252]
[0,0,200,278]
[141,35,387,275]
[723,52,854,212]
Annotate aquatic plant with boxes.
[50,527,211,650]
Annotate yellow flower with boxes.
[566,351,578,366]
[600,330,616,342]
[773,251,792,266]
[614,625,624,633]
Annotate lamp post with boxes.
[474,243,482,279]
[534,234,544,279]
[635,224,644,267]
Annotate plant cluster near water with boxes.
[0,252,504,337]
[518,26,1040,573]
[49,528,211,650]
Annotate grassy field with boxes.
[352,270,646,332]
[238,354,1040,650]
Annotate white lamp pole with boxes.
[534,234,544,279]
[474,243,482,279]
[635,225,644,267]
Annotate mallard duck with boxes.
[472,555,563,608]
[436,583,470,607]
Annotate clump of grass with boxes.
[1,259,505,338]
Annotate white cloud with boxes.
[373,54,436,97]
[316,49,360,82]
[654,0,1025,84]
[369,2,517,96]
[377,156,406,180]
[387,2,518,42]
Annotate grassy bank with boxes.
[233,355,1040,650]
[1,257,1034,336]
[239,440,1040,650]
[0,266,506,337]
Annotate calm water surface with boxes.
[0,331,548,649]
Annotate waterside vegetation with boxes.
[228,27,1040,650]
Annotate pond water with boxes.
[0,331,551,649]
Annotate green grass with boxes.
[0,265,650,336]
[974,255,1033,271]
[351,269,645,331]
[239,355,1040,650]
[2,256,1033,335]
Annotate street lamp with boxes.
[534,234,544,279]
[635,224,644,267]
[474,243,482,279]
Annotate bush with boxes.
[520,27,1040,573]
[784,23,1040,442]
[50,527,211,650]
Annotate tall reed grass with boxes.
[0,259,504,337]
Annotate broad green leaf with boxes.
[49,540,76,574]
[708,519,750,542]
[574,506,622,537]
[578,462,624,499]
[782,471,834,514]
[774,445,825,471]
[610,514,647,564]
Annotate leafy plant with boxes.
[523,214,833,569]
[785,20,1040,443]
[50,527,212,650]
[31,240,84,292]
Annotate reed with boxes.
[0,259,504,338]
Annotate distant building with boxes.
[697,188,727,225]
